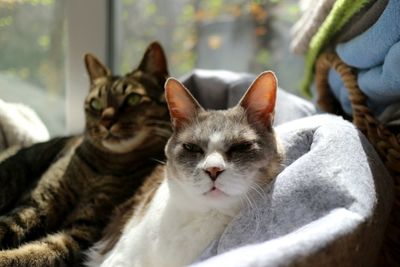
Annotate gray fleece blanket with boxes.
[181,70,393,267]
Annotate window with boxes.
[113,0,303,94]
[0,0,66,136]
[1,0,304,136]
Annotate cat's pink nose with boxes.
[205,167,224,181]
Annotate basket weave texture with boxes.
[315,52,400,266]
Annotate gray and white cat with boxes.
[85,71,283,267]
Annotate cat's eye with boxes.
[229,142,253,153]
[90,99,103,111]
[183,143,203,153]
[126,93,142,106]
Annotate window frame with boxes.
[65,0,111,134]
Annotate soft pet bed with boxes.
[0,99,49,152]
[192,114,392,267]
[181,70,393,267]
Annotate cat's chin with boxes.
[199,188,242,213]
[203,187,228,198]
[168,180,239,214]
[101,130,148,154]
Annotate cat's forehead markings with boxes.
[130,86,146,95]
[207,132,224,152]
[194,127,202,136]
[87,88,100,100]
[209,132,222,144]
[111,80,122,93]
[98,84,107,98]
[111,78,146,95]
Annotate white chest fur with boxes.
[99,181,234,267]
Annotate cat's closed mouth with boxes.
[204,186,227,198]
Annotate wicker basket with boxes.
[315,52,400,266]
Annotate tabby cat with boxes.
[85,71,283,267]
[0,41,171,266]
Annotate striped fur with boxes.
[0,137,74,215]
[0,42,170,266]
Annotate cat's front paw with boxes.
[0,251,15,267]
[0,226,5,249]
[0,222,18,250]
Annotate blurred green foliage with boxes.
[0,0,65,95]
[0,0,301,96]
[118,0,302,92]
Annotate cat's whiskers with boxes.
[112,126,135,133]
[150,158,166,165]
[89,132,107,139]
[238,195,257,237]
[244,190,261,238]
[248,183,266,202]
[145,122,171,136]
[146,119,171,127]
[112,125,135,131]
[88,126,102,133]
[152,128,172,139]
[239,196,246,212]
[88,126,108,138]
[243,194,254,214]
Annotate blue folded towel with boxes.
[327,0,400,115]
[329,41,400,115]
[336,0,400,68]
[358,41,400,103]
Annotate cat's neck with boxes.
[76,138,164,176]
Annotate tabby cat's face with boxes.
[84,42,170,154]
[165,72,282,211]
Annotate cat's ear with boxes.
[137,41,169,77]
[239,71,277,128]
[165,78,203,130]
[84,54,111,82]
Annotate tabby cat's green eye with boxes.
[183,143,203,153]
[127,94,142,106]
[90,99,102,111]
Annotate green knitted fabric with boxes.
[300,0,370,97]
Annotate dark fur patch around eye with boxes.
[225,142,260,163]
[182,143,203,154]
[228,142,253,154]
[176,148,204,170]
